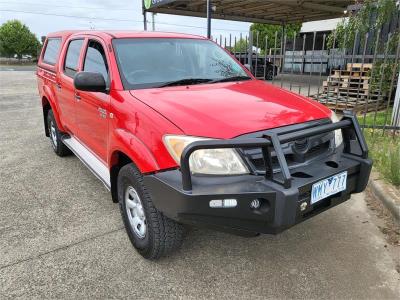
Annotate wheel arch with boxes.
[42,96,51,137]
[41,92,65,136]
[109,150,134,203]
[109,130,160,203]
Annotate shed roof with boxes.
[144,0,356,25]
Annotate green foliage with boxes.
[364,130,400,186]
[0,20,41,58]
[358,108,393,127]
[327,0,398,49]
[327,0,399,96]
[249,23,301,53]
[227,38,248,53]
[369,61,400,95]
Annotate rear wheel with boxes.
[118,163,184,259]
[47,110,71,157]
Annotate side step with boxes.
[62,135,111,190]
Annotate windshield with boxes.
[112,38,251,89]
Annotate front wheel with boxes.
[118,163,184,259]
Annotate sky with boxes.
[0,0,252,41]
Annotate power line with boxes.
[0,1,131,11]
[0,9,143,23]
[0,9,249,33]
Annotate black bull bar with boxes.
[180,112,368,192]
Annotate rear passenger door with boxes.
[75,39,110,163]
[57,38,84,134]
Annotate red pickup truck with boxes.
[37,30,372,259]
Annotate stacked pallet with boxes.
[311,63,389,113]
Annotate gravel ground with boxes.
[0,71,399,299]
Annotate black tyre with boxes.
[265,68,274,80]
[118,163,184,259]
[47,110,71,157]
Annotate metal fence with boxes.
[214,29,400,137]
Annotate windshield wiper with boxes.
[210,76,252,83]
[157,78,213,87]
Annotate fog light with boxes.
[300,202,308,211]
[250,199,261,209]
[209,199,222,208]
[209,199,237,208]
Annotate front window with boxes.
[83,40,109,87]
[112,38,251,89]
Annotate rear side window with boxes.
[42,38,61,65]
[64,39,84,77]
[83,40,109,86]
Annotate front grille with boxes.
[242,139,331,174]
[238,120,334,174]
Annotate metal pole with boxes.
[288,32,296,91]
[362,29,380,130]
[152,13,156,31]
[255,31,259,78]
[263,35,268,79]
[280,33,287,88]
[272,31,278,84]
[392,70,400,127]
[207,0,212,39]
[316,33,326,102]
[248,31,254,74]
[142,1,147,31]
[383,34,400,134]
[307,32,316,97]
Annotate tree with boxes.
[250,23,301,53]
[326,0,399,95]
[227,38,248,53]
[327,0,398,49]
[0,20,41,58]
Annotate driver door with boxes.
[75,38,110,163]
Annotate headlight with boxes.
[330,111,343,147]
[163,135,249,175]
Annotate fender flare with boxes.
[41,85,66,132]
[109,129,160,203]
[110,128,160,174]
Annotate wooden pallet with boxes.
[316,63,392,113]
[328,74,371,80]
[322,87,385,97]
[346,63,372,71]
[333,70,369,77]
[332,63,372,79]
[323,81,369,89]
[311,94,388,113]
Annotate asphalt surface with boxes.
[0,71,399,299]
[0,64,36,72]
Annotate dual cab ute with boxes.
[37,31,372,259]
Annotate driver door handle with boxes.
[75,92,81,101]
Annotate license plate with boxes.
[311,171,347,204]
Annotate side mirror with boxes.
[74,71,106,92]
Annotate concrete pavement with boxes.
[0,71,399,299]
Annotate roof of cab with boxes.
[46,30,81,38]
[46,30,206,40]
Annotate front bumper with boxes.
[144,112,372,235]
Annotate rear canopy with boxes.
[144,0,353,25]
